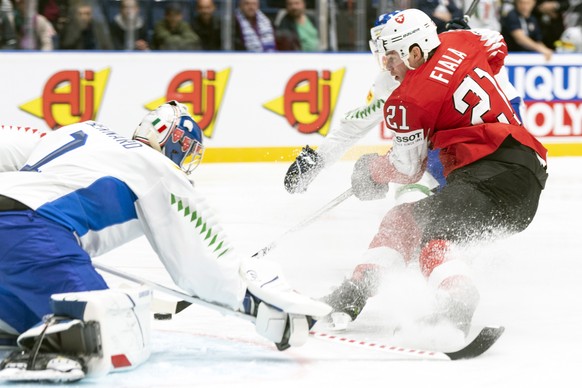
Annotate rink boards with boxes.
[1,51,580,160]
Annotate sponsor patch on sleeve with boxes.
[392,129,424,148]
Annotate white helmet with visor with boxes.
[369,12,397,68]
[375,9,440,70]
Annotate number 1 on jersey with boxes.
[21,131,88,172]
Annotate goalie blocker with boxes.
[0,288,152,383]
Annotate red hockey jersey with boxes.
[373,30,547,184]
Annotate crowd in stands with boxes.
[0,0,580,54]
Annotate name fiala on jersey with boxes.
[429,48,468,85]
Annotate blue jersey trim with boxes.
[36,177,138,236]
[509,96,524,122]
[427,148,446,188]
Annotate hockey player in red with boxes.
[323,9,548,334]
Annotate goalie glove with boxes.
[243,293,315,351]
[351,154,390,201]
[240,258,331,351]
[284,145,324,194]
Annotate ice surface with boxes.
[3,157,580,387]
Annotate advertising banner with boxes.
[1,51,580,161]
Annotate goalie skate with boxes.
[0,351,85,383]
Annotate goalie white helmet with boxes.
[376,9,440,70]
[133,100,205,174]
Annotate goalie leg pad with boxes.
[17,287,152,378]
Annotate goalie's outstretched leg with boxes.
[0,287,152,383]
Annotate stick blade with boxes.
[175,300,193,314]
[445,326,505,360]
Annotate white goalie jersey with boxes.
[0,125,48,172]
[0,121,245,310]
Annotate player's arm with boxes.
[468,29,512,75]
[350,102,429,200]
[136,175,330,350]
[351,139,427,201]
[318,71,398,165]
[461,29,527,122]
[284,71,398,194]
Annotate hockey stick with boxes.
[309,326,505,360]
[100,188,353,317]
[94,262,504,360]
[252,187,353,259]
[93,262,254,323]
[463,0,480,22]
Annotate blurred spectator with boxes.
[555,26,582,52]
[457,0,501,31]
[501,0,553,60]
[59,0,113,50]
[234,0,276,51]
[0,0,16,48]
[152,1,201,50]
[13,0,56,50]
[563,0,581,28]
[109,0,148,50]
[37,0,67,34]
[275,0,318,51]
[191,0,221,50]
[1,0,13,23]
[501,0,516,16]
[533,0,569,49]
[418,0,464,33]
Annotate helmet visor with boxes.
[180,141,205,174]
[380,50,405,71]
[164,115,205,175]
[369,39,385,70]
[369,38,379,55]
